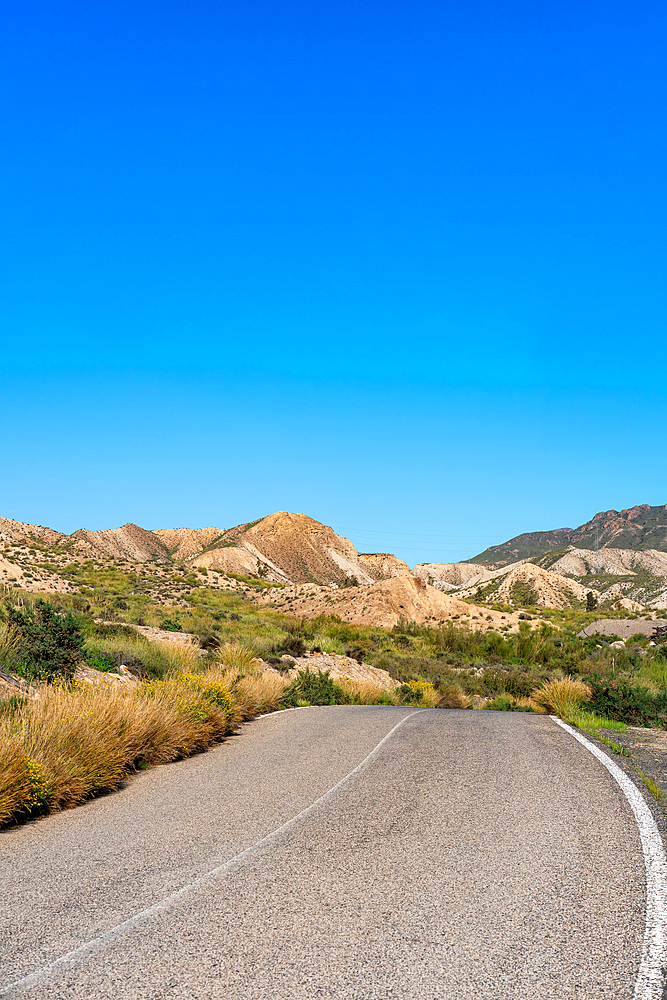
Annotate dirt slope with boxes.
[153,527,224,560]
[356,553,412,580]
[0,516,67,549]
[544,546,667,578]
[256,575,528,631]
[455,562,592,609]
[257,651,399,691]
[412,562,495,588]
[193,545,286,579]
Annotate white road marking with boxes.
[0,709,424,997]
[552,717,667,1000]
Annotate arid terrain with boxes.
[2,503,667,624]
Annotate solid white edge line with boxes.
[0,708,425,998]
[551,716,667,1000]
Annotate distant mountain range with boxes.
[468,505,667,567]
[1,503,666,613]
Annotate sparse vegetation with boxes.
[4,528,667,829]
[632,767,664,801]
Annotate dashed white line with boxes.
[0,709,424,997]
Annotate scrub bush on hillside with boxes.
[0,599,84,683]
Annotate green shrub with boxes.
[345,644,366,663]
[282,668,347,707]
[586,676,667,726]
[399,682,422,703]
[273,634,306,657]
[1,599,84,683]
[485,693,515,711]
[160,617,182,632]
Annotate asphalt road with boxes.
[0,707,650,999]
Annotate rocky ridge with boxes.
[469,504,667,567]
[3,504,667,616]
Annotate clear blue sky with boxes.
[1,0,665,565]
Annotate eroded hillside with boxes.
[3,503,667,616]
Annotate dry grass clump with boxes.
[531,677,592,718]
[435,680,471,709]
[338,678,398,705]
[0,664,287,827]
[0,738,32,826]
[216,642,259,671]
[0,622,19,666]
[89,634,202,677]
[226,669,287,721]
[150,639,202,673]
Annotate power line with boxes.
[335,526,493,541]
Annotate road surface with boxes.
[0,707,653,998]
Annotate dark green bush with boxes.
[399,682,422,703]
[1,599,85,683]
[160,617,182,632]
[345,645,366,663]
[282,668,347,707]
[585,676,667,726]
[273,634,306,657]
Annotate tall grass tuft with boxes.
[435,680,471,709]
[531,677,592,718]
[0,739,32,826]
[338,678,398,705]
[0,622,19,668]
[217,642,258,671]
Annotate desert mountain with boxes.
[0,511,407,591]
[417,549,652,610]
[469,504,667,567]
[72,524,169,563]
[534,546,667,609]
[453,562,600,611]
[414,560,599,610]
[0,515,67,549]
[153,527,223,560]
[185,511,394,586]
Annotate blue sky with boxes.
[1,0,665,565]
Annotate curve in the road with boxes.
[1,706,665,999]
[551,717,667,1000]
